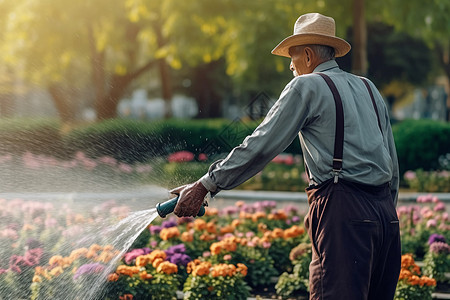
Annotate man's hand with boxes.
[170,181,209,217]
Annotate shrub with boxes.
[393,119,450,176]
[0,118,63,156]
[394,254,436,300]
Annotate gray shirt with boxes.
[201,60,399,204]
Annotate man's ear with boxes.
[304,47,313,66]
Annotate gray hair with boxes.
[289,44,335,61]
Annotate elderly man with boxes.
[170,13,400,299]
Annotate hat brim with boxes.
[271,33,351,58]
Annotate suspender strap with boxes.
[317,73,344,183]
[360,77,383,133]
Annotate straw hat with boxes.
[271,13,351,58]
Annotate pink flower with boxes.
[434,202,446,212]
[262,242,271,249]
[198,153,208,161]
[167,151,194,163]
[426,219,437,228]
[118,163,133,173]
[202,251,211,258]
[223,254,232,261]
[247,241,256,247]
[442,213,449,221]
[404,171,416,181]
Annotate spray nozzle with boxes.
[156,196,206,218]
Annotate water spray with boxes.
[156,196,206,218]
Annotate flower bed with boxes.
[0,194,449,299]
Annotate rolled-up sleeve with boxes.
[200,80,311,195]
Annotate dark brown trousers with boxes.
[304,179,401,300]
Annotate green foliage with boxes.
[183,271,250,300]
[275,243,311,299]
[404,169,450,193]
[393,119,450,176]
[0,118,63,156]
[423,248,450,284]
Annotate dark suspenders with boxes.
[316,73,382,183]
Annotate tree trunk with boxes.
[48,84,75,123]
[352,0,367,76]
[96,60,158,120]
[193,62,222,118]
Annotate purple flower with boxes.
[292,216,301,223]
[149,225,162,235]
[73,263,105,280]
[167,253,191,266]
[430,242,450,255]
[428,234,446,245]
[162,220,177,228]
[165,244,186,256]
[124,248,151,264]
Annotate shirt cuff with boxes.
[200,173,218,193]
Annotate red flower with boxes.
[167,151,194,163]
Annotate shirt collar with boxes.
[313,60,339,73]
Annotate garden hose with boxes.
[156,196,206,218]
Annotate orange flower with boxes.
[210,242,222,255]
[200,233,216,241]
[284,225,305,238]
[191,261,211,276]
[148,250,166,263]
[139,271,153,280]
[135,255,148,267]
[399,269,412,280]
[211,263,236,277]
[160,227,180,241]
[107,273,119,282]
[194,219,207,231]
[401,254,415,269]
[258,223,268,232]
[181,231,194,242]
[152,258,164,269]
[156,261,178,274]
[89,244,102,252]
[252,211,267,222]
[50,266,64,277]
[235,201,245,207]
[49,255,63,266]
[207,286,214,292]
[32,275,42,283]
[70,248,89,260]
[206,222,217,234]
[271,228,285,239]
[116,265,140,277]
[206,208,218,216]
[237,263,248,276]
[420,276,436,287]
[220,225,234,234]
[231,219,240,228]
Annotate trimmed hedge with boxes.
[393,119,450,176]
[0,118,448,175]
[0,118,64,157]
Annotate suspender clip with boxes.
[333,169,341,183]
